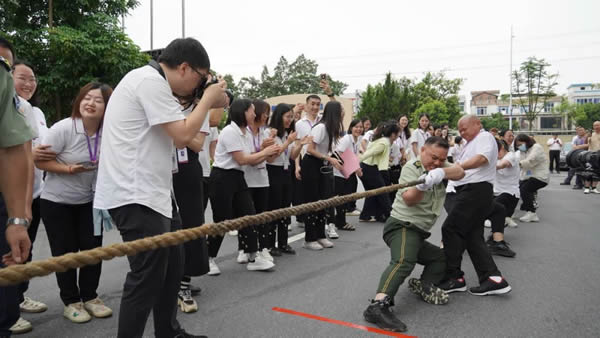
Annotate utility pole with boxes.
[182,0,186,38]
[150,0,154,50]
[508,25,514,130]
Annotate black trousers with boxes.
[549,150,560,172]
[441,182,501,282]
[207,167,257,256]
[389,165,402,202]
[290,159,305,223]
[495,193,519,218]
[41,199,102,305]
[267,165,292,248]
[358,163,391,221]
[489,201,507,234]
[0,196,20,336]
[334,175,357,228]
[301,155,334,242]
[109,202,183,338]
[249,187,270,250]
[202,176,210,213]
[520,178,548,212]
[564,167,583,187]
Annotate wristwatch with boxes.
[6,217,30,229]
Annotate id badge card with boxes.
[171,150,179,174]
[177,148,189,164]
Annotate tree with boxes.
[554,96,576,130]
[481,112,510,131]
[512,57,559,131]
[413,100,449,127]
[571,103,600,130]
[1,0,149,123]
[357,71,463,127]
[232,54,348,99]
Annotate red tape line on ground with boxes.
[272,307,416,337]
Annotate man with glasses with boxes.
[94,38,228,338]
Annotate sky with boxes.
[123,0,600,102]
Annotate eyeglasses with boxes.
[190,67,209,84]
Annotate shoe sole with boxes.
[491,249,516,258]
[247,265,275,271]
[207,271,220,276]
[469,285,512,296]
[20,307,47,313]
[443,286,467,293]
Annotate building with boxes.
[470,90,564,130]
[567,83,600,105]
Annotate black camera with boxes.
[566,149,600,180]
[194,77,234,107]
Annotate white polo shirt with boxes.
[199,127,218,177]
[243,126,269,188]
[454,130,498,187]
[41,118,100,204]
[494,151,520,198]
[94,65,185,218]
[268,129,292,170]
[213,121,248,171]
[334,134,361,178]
[296,114,320,156]
[547,137,562,151]
[310,123,332,159]
[31,106,49,198]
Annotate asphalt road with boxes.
[14,172,600,337]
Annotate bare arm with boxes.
[209,140,217,161]
[307,142,342,170]
[186,132,207,153]
[459,154,488,170]
[444,164,465,180]
[496,159,512,170]
[231,146,279,166]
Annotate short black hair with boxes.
[498,139,509,152]
[12,60,39,106]
[372,120,400,141]
[252,99,270,123]
[424,136,449,149]
[499,129,512,137]
[454,136,462,144]
[347,118,362,134]
[515,133,535,148]
[228,99,252,128]
[306,94,321,103]
[269,103,293,138]
[158,38,210,70]
[0,37,15,61]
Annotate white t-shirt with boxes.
[213,121,247,171]
[243,126,269,188]
[494,151,520,198]
[296,115,320,156]
[199,127,218,177]
[408,129,430,159]
[41,118,100,204]
[18,98,44,199]
[334,134,361,178]
[94,65,185,218]
[546,137,562,151]
[31,106,49,198]
[268,129,292,170]
[310,123,332,159]
[453,130,498,187]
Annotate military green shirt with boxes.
[389,157,447,233]
[0,56,34,148]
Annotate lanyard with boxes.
[247,126,261,152]
[85,133,100,162]
[351,136,358,154]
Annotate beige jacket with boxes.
[519,143,549,182]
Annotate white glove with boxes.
[426,168,446,186]
[416,174,433,191]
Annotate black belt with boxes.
[455,181,492,191]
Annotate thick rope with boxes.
[0,179,423,286]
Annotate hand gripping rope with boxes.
[0,179,423,286]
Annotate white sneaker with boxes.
[505,217,518,228]
[346,209,361,216]
[83,298,112,318]
[592,188,600,194]
[228,230,238,236]
[237,250,249,264]
[303,241,324,251]
[288,225,292,232]
[258,248,274,262]
[208,257,221,275]
[247,256,275,271]
[178,289,198,313]
[519,211,539,223]
[20,296,48,313]
[584,188,590,194]
[10,317,32,334]
[317,238,334,248]
[63,302,92,323]
[296,221,305,228]
[326,223,339,239]
[483,220,491,228]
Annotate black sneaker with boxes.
[559,182,570,185]
[279,245,296,255]
[573,185,583,190]
[488,240,516,258]
[269,248,282,257]
[173,329,207,338]
[408,278,449,305]
[189,285,201,296]
[469,277,512,296]
[363,296,407,332]
[437,277,467,293]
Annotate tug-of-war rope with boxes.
[0,179,423,286]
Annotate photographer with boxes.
[546,134,562,174]
[93,38,228,338]
[583,121,600,194]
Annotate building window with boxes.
[544,102,554,112]
[476,107,487,115]
[458,102,465,112]
[594,98,600,104]
[540,117,562,129]
[581,87,586,90]
[498,106,508,114]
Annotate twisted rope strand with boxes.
[0,179,423,286]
